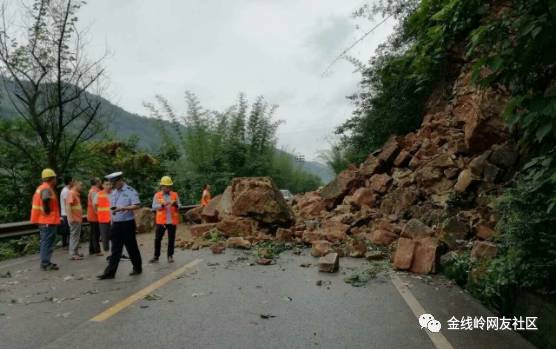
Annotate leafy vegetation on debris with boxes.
[0,235,40,262]
[344,261,389,287]
[256,241,291,260]
[144,293,162,301]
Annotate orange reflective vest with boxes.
[96,190,111,224]
[87,186,100,222]
[155,191,179,225]
[201,189,211,207]
[66,189,83,223]
[30,182,61,225]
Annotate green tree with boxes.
[146,92,320,203]
[0,0,106,176]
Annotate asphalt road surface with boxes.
[0,226,537,349]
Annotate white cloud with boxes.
[79,0,394,160]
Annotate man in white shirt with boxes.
[59,176,73,248]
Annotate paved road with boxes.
[0,227,537,349]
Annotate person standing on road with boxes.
[94,179,112,254]
[59,175,73,248]
[31,169,61,271]
[87,177,103,256]
[201,184,211,207]
[66,180,84,260]
[149,176,180,264]
[97,172,143,280]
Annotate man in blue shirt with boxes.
[97,172,143,280]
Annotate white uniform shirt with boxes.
[60,186,70,217]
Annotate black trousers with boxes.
[59,216,70,247]
[89,222,101,254]
[154,224,176,258]
[103,220,142,276]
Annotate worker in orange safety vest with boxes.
[93,179,112,253]
[149,176,180,264]
[65,180,84,260]
[30,168,61,271]
[200,184,211,207]
[87,177,103,256]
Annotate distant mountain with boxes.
[300,160,334,184]
[0,81,333,183]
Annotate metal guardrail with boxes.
[0,205,200,239]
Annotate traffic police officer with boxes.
[97,172,143,280]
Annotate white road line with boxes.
[391,273,455,349]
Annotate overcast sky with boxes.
[80,0,394,161]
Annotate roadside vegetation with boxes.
[145,92,322,204]
[0,1,321,224]
[337,0,555,312]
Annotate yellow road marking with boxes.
[91,258,202,322]
[391,273,455,349]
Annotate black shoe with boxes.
[121,254,129,260]
[149,257,159,264]
[168,256,174,263]
[97,274,115,280]
[40,263,59,271]
[129,270,142,276]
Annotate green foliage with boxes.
[441,251,471,287]
[466,0,556,150]
[468,158,556,310]
[318,144,351,175]
[83,139,165,204]
[341,0,556,313]
[256,241,290,259]
[147,92,321,204]
[0,235,40,262]
[338,0,486,162]
[270,152,322,194]
[0,127,165,222]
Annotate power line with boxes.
[321,14,393,78]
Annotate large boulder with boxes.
[319,220,349,242]
[184,205,203,224]
[320,166,361,206]
[295,192,327,219]
[451,74,509,153]
[393,238,416,270]
[134,207,154,234]
[410,237,439,274]
[201,195,222,223]
[377,136,400,164]
[347,187,377,209]
[227,177,294,225]
[216,215,258,237]
[359,155,382,177]
[311,240,333,257]
[190,223,217,238]
[369,174,392,194]
[380,187,418,217]
[401,219,434,239]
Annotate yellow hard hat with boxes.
[41,168,57,179]
[160,176,173,186]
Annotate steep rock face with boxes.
[292,66,517,274]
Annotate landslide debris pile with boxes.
[182,68,517,275]
[294,68,517,274]
[180,177,299,260]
